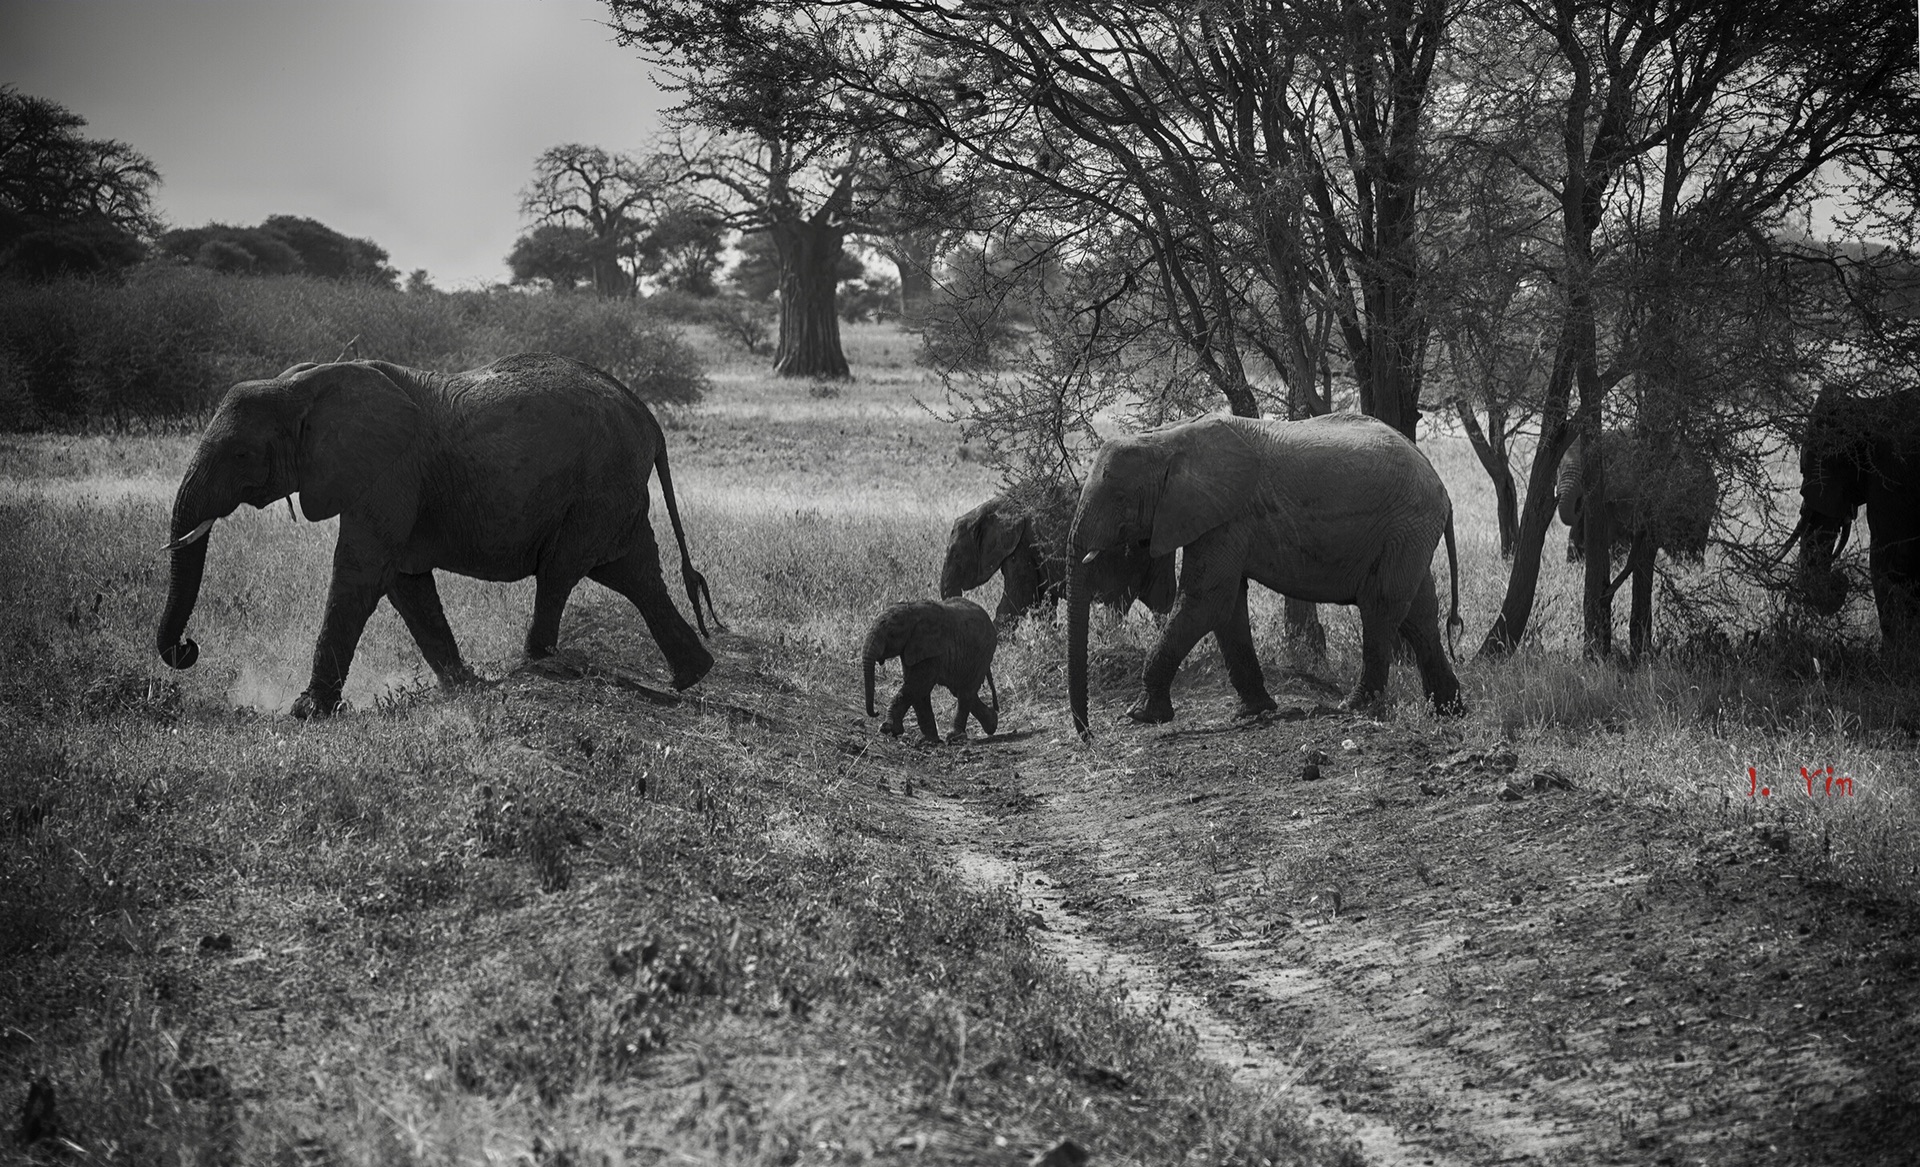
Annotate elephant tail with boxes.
[1443,511,1463,661]
[985,669,999,712]
[653,439,726,636]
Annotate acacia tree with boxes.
[520,144,663,297]
[1464,0,1920,658]
[0,86,159,278]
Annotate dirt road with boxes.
[861,674,1920,1166]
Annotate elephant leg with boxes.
[1134,565,1236,724]
[588,533,714,690]
[1397,571,1463,715]
[894,659,941,743]
[296,539,393,719]
[949,685,996,742]
[971,691,998,738]
[1217,579,1276,718]
[388,571,481,688]
[524,570,583,659]
[1346,591,1414,712]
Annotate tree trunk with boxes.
[1627,528,1655,661]
[1478,333,1579,658]
[771,219,851,379]
[887,230,940,323]
[1452,397,1519,556]
[1579,409,1613,658]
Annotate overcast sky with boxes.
[2,0,671,287]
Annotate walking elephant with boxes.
[1791,383,1920,656]
[864,597,999,743]
[1067,413,1463,735]
[1555,429,1716,655]
[940,478,1176,627]
[155,353,722,717]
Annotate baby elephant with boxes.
[863,598,1000,743]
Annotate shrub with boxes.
[0,268,707,429]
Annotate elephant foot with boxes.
[1126,693,1175,724]
[880,720,904,737]
[524,642,557,661]
[440,664,487,690]
[1429,688,1468,717]
[1339,688,1385,715]
[670,647,715,691]
[946,729,969,745]
[292,688,342,720]
[1233,693,1279,720]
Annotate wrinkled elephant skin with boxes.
[940,481,1174,627]
[1067,413,1463,737]
[1796,384,1920,657]
[864,597,999,743]
[156,353,721,717]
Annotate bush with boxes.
[0,268,707,428]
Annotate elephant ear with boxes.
[977,507,1027,574]
[294,363,423,521]
[1148,426,1261,557]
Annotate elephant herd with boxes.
[153,354,1920,741]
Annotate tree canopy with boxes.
[156,216,398,286]
[0,85,160,280]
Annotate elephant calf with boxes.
[155,353,722,716]
[863,598,999,743]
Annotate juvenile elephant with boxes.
[155,354,722,717]
[863,598,999,743]
[1555,429,1716,655]
[1791,383,1920,656]
[1068,413,1462,735]
[940,478,1176,626]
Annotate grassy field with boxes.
[3,320,1917,1164]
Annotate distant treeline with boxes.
[0,268,707,430]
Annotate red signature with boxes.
[1746,765,1854,798]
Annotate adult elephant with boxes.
[156,353,722,717]
[1791,383,1920,656]
[940,478,1176,626]
[1555,429,1716,655]
[1067,413,1463,735]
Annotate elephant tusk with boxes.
[1765,516,1807,571]
[162,518,215,552]
[1081,549,1101,565]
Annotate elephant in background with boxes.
[1555,429,1716,656]
[156,353,722,716]
[1068,413,1463,735]
[940,478,1176,627]
[864,598,999,743]
[1792,383,1920,656]
[1556,430,1714,565]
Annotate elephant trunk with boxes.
[1796,512,1850,616]
[156,465,217,670]
[865,656,878,717]
[1068,552,1092,738]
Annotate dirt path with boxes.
[855,674,1920,1167]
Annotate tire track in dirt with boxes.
[905,792,1455,1167]
[891,706,1670,1166]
